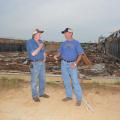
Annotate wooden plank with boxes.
[81,54,91,65]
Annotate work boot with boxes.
[39,94,50,98]
[33,97,40,102]
[62,97,72,102]
[76,101,81,106]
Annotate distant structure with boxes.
[0,38,26,52]
[98,30,120,60]
[0,38,60,52]
[98,35,106,54]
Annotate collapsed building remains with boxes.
[0,34,119,77]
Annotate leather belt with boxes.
[62,59,76,63]
[30,59,44,62]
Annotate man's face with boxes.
[34,33,41,41]
[64,32,73,40]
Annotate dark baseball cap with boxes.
[32,29,44,35]
[61,28,73,34]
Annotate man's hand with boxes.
[54,53,61,60]
[37,42,44,49]
[32,43,44,56]
[70,62,77,69]
[43,59,46,63]
[54,55,58,60]
[70,54,82,69]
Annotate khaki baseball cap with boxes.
[32,29,44,35]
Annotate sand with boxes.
[0,78,120,120]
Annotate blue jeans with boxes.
[61,60,82,101]
[30,61,45,98]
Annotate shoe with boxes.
[39,94,50,98]
[76,101,81,106]
[62,97,72,102]
[33,97,40,102]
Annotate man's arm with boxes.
[32,42,44,56]
[70,41,84,68]
[43,52,47,62]
[70,54,83,69]
[75,54,82,66]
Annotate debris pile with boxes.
[0,52,29,73]
[0,38,119,77]
[78,43,120,77]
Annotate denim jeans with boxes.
[30,61,45,98]
[61,60,82,101]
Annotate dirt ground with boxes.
[0,77,120,120]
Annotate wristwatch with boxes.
[74,63,77,66]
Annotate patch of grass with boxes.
[114,81,120,85]
[0,76,8,81]
[46,81,63,88]
[0,77,26,91]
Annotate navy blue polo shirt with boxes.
[59,40,84,61]
[26,39,45,61]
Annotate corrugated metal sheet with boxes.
[105,30,120,59]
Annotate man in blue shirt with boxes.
[26,29,49,102]
[54,28,84,106]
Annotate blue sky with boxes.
[0,0,120,42]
